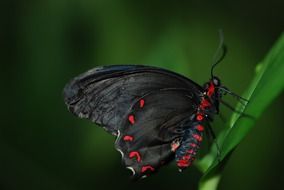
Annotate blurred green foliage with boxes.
[1,1,284,190]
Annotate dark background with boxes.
[1,0,284,189]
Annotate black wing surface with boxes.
[63,65,202,135]
[115,88,199,178]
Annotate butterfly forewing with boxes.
[63,65,203,135]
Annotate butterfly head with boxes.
[201,76,224,115]
[212,76,221,86]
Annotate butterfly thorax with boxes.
[174,120,204,169]
[201,76,223,118]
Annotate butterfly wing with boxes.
[115,89,199,178]
[63,65,203,135]
[63,65,203,178]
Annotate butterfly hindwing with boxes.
[63,65,202,135]
[114,89,199,178]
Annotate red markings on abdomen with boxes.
[177,159,191,168]
[177,150,197,168]
[200,98,211,110]
[128,115,135,124]
[193,134,203,142]
[190,143,197,148]
[129,151,141,162]
[176,127,203,169]
[196,125,204,132]
[196,114,204,121]
[187,149,194,154]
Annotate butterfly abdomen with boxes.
[175,122,204,170]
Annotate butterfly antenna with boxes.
[211,29,227,79]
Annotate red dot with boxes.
[196,114,203,121]
[196,125,204,132]
[183,154,191,160]
[171,142,180,152]
[193,134,202,142]
[129,151,141,162]
[200,98,211,109]
[128,115,135,124]
[187,149,194,154]
[139,99,145,108]
[141,165,155,173]
[177,160,190,168]
[190,143,197,148]
[123,135,134,141]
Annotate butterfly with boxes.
[63,36,246,179]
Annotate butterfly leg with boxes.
[206,123,221,163]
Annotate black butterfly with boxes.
[63,38,246,179]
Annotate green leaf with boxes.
[198,33,284,190]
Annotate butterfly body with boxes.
[63,65,223,179]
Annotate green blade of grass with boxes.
[198,33,284,190]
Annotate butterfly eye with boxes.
[212,76,221,86]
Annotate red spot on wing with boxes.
[129,151,141,162]
[196,114,203,121]
[128,115,135,124]
[171,142,180,152]
[196,125,204,132]
[123,135,134,141]
[139,99,145,108]
[141,165,155,173]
